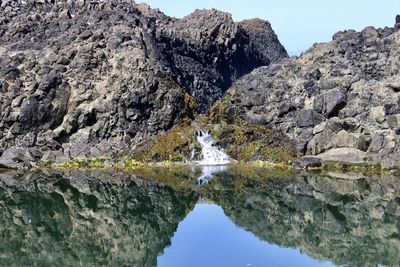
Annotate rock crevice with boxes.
[0,0,287,168]
[211,16,400,168]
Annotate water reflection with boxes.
[205,171,400,267]
[158,203,335,267]
[0,168,398,267]
[0,171,198,267]
[196,165,227,185]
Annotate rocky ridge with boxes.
[211,16,400,168]
[0,0,287,168]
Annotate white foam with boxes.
[196,130,230,165]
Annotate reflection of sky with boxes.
[157,204,335,267]
[141,0,399,56]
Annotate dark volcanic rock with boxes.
[157,9,287,112]
[0,0,287,167]
[211,17,400,167]
[297,109,323,128]
[293,157,322,169]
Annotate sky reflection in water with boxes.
[0,168,398,267]
[158,203,335,267]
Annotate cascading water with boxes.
[191,129,231,185]
[196,129,230,165]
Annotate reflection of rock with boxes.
[1,168,399,266]
[0,171,198,267]
[207,172,400,267]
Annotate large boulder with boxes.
[0,147,30,169]
[314,88,347,117]
[334,130,368,151]
[316,148,367,164]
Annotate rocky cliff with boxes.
[211,17,400,168]
[0,0,287,168]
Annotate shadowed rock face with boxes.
[0,171,198,266]
[211,17,400,167]
[0,0,287,168]
[207,172,400,267]
[162,11,287,111]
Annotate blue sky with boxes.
[139,0,400,55]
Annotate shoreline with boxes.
[1,157,399,178]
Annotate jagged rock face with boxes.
[0,171,198,266]
[208,172,400,267]
[212,19,400,167]
[158,11,287,111]
[0,0,287,168]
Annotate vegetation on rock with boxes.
[197,108,297,163]
[0,0,287,169]
[132,123,200,162]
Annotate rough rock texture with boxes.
[293,156,322,169]
[0,170,197,266]
[0,0,287,168]
[211,17,400,167]
[159,10,287,112]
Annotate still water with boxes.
[159,203,334,267]
[0,166,399,267]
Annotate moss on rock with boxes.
[183,93,199,121]
[133,123,201,162]
[322,161,383,174]
[207,94,245,124]
[197,116,296,163]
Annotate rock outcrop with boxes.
[0,0,287,168]
[211,17,400,167]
